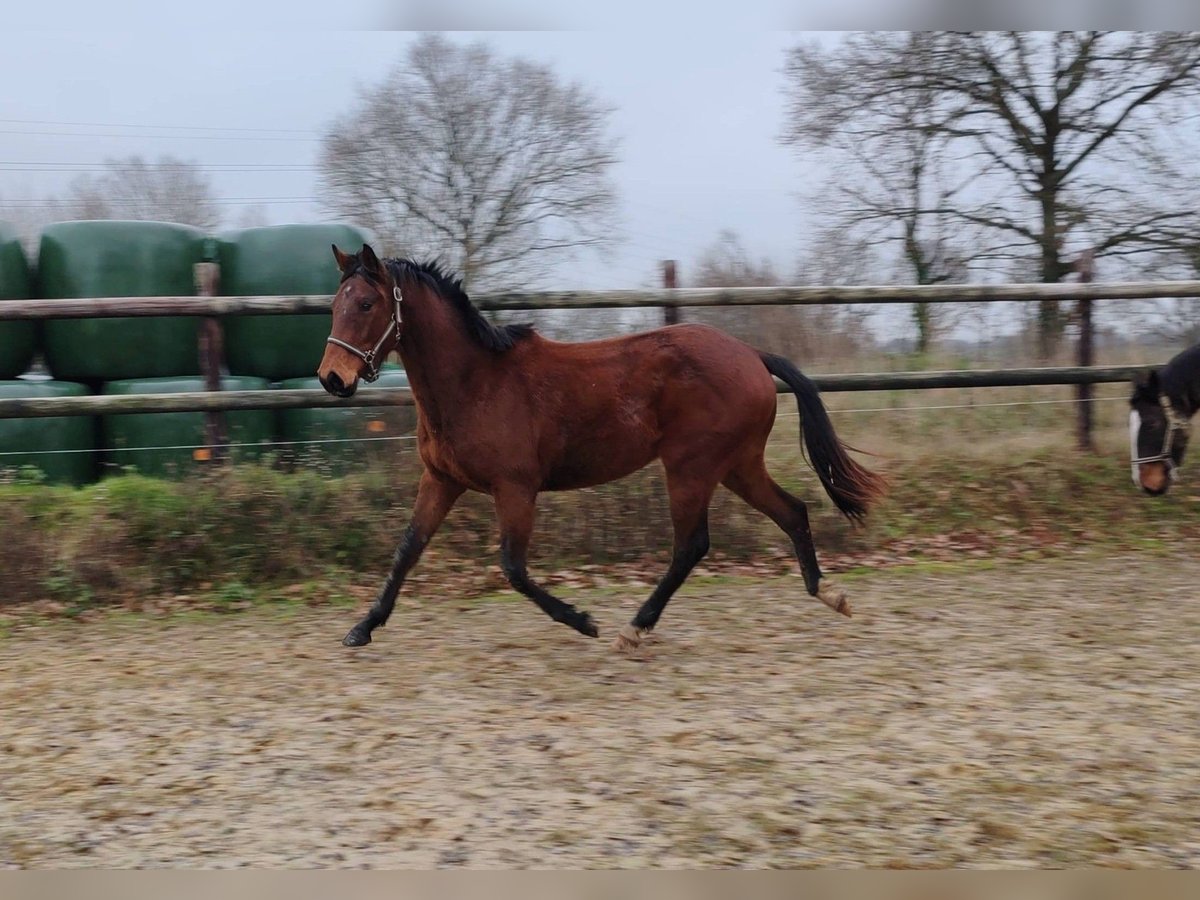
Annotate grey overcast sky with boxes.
[0,31,837,290]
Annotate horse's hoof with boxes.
[558,608,599,637]
[342,626,373,647]
[817,585,852,618]
[575,612,600,639]
[613,624,643,652]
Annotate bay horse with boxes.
[1130,342,1198,495]
[317,244,886,650]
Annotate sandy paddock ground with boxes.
[2,550,1200,868]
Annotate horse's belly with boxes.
[541,445,656,491]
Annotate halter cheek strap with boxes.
[325,285,404,383]
[1132,393,1191,467]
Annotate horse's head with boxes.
[1130,369,1190,495]
[318,243,402,398]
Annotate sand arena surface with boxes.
[3,550,1200,868]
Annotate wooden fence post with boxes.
[662,260,679,326]
[193,262,229,463]
[1074,250,1095,453]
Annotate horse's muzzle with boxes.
[319,371,358,399]
[1136,460,1172,496]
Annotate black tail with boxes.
[760,353,887,523]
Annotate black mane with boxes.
[385,258,534,353]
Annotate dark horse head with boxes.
[1129,345,1200,495]
[318,244,401,398]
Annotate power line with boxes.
[0,163,315,172]
[0,129,319,143]
[1,197,320,207]
[0,117,317,136]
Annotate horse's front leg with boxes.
[342,470,465,647]
[493,484,599,638]
[614,467,714,651]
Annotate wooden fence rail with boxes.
[0,366,1152,419]
[0,280,1198,320]
[3,277,1187,448]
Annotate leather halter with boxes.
[325,283,403,383]
[1132,393,1191,467]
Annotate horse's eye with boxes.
[359,301,374,312]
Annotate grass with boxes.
[1,375,1197,620]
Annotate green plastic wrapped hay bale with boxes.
[0,380,95,484]
[101,376,275,478]
[39,221,207,381]
[0,224,37,379]
[219,223,374,381]
[278,367,413,471]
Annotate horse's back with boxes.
[538,322,770,381]
[521,324,779,479]
[527,323,773,405]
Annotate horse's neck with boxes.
[1164,351,1200,418]
[1177,382,1200,420]
[396,295,487,429]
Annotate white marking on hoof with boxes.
[817,584,852,618]
[613,624,644,652]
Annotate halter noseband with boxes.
[325,283,404,383]
[1132,393,1191,467]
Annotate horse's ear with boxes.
[1134,368,1162,401]
[332,244,355,273]
[360,243,382,275]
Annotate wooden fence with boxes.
[2,273,1197,451]
[1,278,1199,319]
[0,365,1155,419]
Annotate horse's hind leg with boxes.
[494,485,599,638]
[723,459,850,617]
[615,471,715,651]
[343,470,465,647]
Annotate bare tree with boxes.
[235,203,270,229]
[318,33,619,290]
[692,229,780,287]
[783,31,1200,358]
[688,230,788,355]
[1129,236,1200,347]
[688,229,877,363]
[782,52,970,355]
[0,193,74,254]
[66,155,221,229]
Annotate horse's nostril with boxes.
[326,372,344,393]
